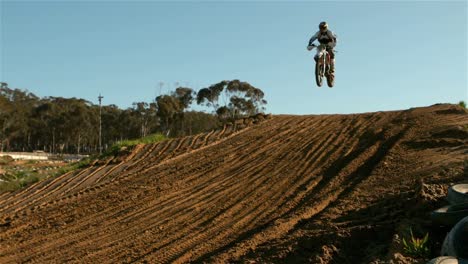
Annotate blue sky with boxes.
[1,1,467,114]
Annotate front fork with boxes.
[320,54,328,76]
[316,50,331,75]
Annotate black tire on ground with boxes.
[431,202,468,226]
[441,215,468,259]
[448,184,468,204]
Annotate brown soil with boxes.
[0,104,467,263]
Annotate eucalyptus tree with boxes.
[196,80,267,122]
[196,81,227,113]
[0,83,38,151]
[156,95,182,135]
[132,102,158,138]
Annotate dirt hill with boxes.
[1,104,467,263]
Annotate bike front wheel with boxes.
[315,61,323,87]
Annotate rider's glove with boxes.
[307,45,314,51]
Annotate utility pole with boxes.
[52,128,55,154]
[158,81,164,96]
[98,94,104,154]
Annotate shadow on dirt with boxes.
[196,125,410,263]
[435,108,467,115]
[404,125,467,150]
[287,225,394,264]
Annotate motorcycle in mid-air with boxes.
[309,44,335,88]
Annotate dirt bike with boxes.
[310,44,335,88]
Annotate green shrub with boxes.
[12,170,28,180]
[19,175,39,187]
[76,158,92,169]
[0,181,21,192]
[402,228,429,258]
[459,100,466,109]
[0,157,93,193]
[56,167,71,176]
[0,174,39,192]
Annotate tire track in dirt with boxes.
[0,168,90,215]
[0,117,288,260]
[187,133,203,149]
[0,169,78,208]
[176,112,384,262]
[0,115,360,250]
[269,112,386,218]
[169,136,190,157]
[4,116,344,260]
[94,143,147,183]
[209,127,408,263]
[81,116,314,260]
[3,118,288,258]
[108,128,236,183]
[75,117,328,260]
[272,128,410,262]
[216,124,228,140]
[0,174,53,206]
[1,128,233,218]
[0,125,256,251]
[1,105,465,264]
[119,140,169,174]
[183,112,392,260]
[154,139,180,161]
[150,114,376,262]
[61,164,117,194]
[130,143,153,161]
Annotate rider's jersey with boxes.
[309,30,337,46]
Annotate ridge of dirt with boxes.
[0,104,467,263]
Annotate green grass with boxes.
[54,158,92,176]
[0,171,40,192]
[103,133,167,157]
[0,155,14,165]
[0,158,93,193]
[116,133,167,147]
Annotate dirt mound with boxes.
[0,104,466,263]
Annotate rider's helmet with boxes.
[319,21,328,32]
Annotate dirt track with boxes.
[0,104,467,263]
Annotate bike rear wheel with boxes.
[326,70,334,88]
[315,61,323,87]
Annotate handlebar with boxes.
[309,43,327,48]
[307,43,323,51]
[307,43,338,52]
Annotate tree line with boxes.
[0,80,267,154]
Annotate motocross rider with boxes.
[307,21,337,73]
